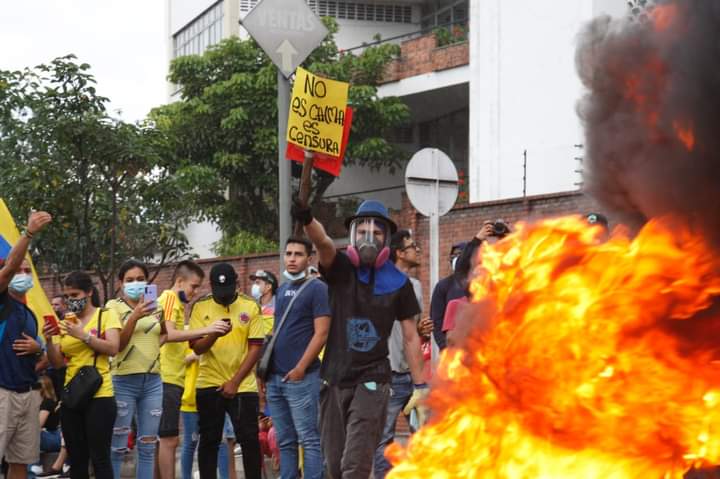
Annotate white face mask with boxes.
[283,270,306,282]
[251,283,263,301]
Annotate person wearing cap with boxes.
[189,263,264,479]
[586,212,610,241]
[429,241,469,350]
[249,269,278,334]
[292,199,427,479]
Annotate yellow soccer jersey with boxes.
[56,307,122,398]
[189,294,263,392]
[158,290,186,387]
[105,298,163,375]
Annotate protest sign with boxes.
[286,67,349,156]
[287,107,353,177]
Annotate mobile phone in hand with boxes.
[44,315,59,334]
[144,284,158,310]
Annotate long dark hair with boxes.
[117,259,149,281]
[64,271,101,307]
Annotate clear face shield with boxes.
[349,217,390,266]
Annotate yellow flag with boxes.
[287,67,350,156]
[0,199,55,326]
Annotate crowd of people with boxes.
[0,205,609,479]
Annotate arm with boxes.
[430,282,448,349]
[292,200,336,270]
[284,315,330,381]
[86,328,120,356]
[219,343,262,398]
[191,332,222,355]
[0,211,52,291]
[45,339,65,369]
[401,318,425,385]
[165,317,229,343]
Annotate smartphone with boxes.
[144,284,158,310]
[44,314,59,334]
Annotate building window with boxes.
[173,1,224,59]
[240,0,413,24]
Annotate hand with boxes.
[206,319,231,336]
[402,386,430,426]
[258,379,266,395]
[43,320,60,339]
[291,197,313,226]
[61,319,86,340]
[13,333,41,356]
[474,221,494,242]
[217,379,238,399]
[184,352,199,364]
[417,317,433,338]
[130,296,156,321]
[282,366,306,383]
[27,211,52,235]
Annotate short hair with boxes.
[286,236,312,256]
[117,259,149,281]
[171,260,205,285]
[51,293,64,301]
[390,229,412,263]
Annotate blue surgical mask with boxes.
[9,274,33,294]
[124,281,147,301]
[178,290,189,303]
[251,284,263,301]
[283,270,306,282]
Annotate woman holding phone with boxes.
[44,271,121,479]
[104,259,166,479]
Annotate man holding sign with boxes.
[287,68,349,157]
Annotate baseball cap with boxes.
[586,212,609,229]
[249,270,278,289]
[210,263,238,297]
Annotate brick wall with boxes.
[39,190,600,313]
[381,33,469,84]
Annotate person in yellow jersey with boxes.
[157,260,229,479]
[44,271,121,479]
[190,263,263,479]
[105,259,165,479]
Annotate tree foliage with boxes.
[151,18,410,240]
[0,56,190,300]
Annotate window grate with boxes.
[239,0,412,23]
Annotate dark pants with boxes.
[320,382,390,479]
[60,397,116,479]
[196,388,261,479]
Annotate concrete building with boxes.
[165,0,627,256]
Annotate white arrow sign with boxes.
[276,40,298,74]
[241,0,328,78]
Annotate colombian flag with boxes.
[0,199,55,324]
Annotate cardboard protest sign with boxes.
[287,107,353,177]
[287,67,349,156]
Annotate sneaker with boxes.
[58,470,71,479]
[34,469,62,478]
[29,465,44,475]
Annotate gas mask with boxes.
[347,218,391,268]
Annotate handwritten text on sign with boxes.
[287,67,349,156]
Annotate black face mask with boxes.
[214,292,237,307]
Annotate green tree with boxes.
[0,56,191,300]
[150,18,410,241]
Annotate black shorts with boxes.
[158,383,184,438]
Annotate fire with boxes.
[387,216,720,478]
[673,121,695,151]
[651,4,678,32]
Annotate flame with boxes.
[673,121,695,151]
[388,216,720,478]
[651,4,679,32]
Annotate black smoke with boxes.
[576,0,720,245]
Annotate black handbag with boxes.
[256,278,315,382]
[61,309,104,410]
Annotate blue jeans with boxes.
[266,369,322,479]
[372,372,413,479]
[111,373,163,479]
[181,411,231,479]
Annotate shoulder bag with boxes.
[256,278,315,382]
[61,309,104,410]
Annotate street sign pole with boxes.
[430,152,440,293]
[278,71,291,271]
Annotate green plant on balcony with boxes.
[434,24,468,48]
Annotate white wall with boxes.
[184,220,221,259]
[169,0,218,35]
[468,0,626,202]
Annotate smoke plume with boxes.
[576,0,720,244]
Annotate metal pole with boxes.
[429,151,440,294]
[278,71,291,273]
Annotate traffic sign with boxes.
[405,148,459,217]
[241,0,329,78]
